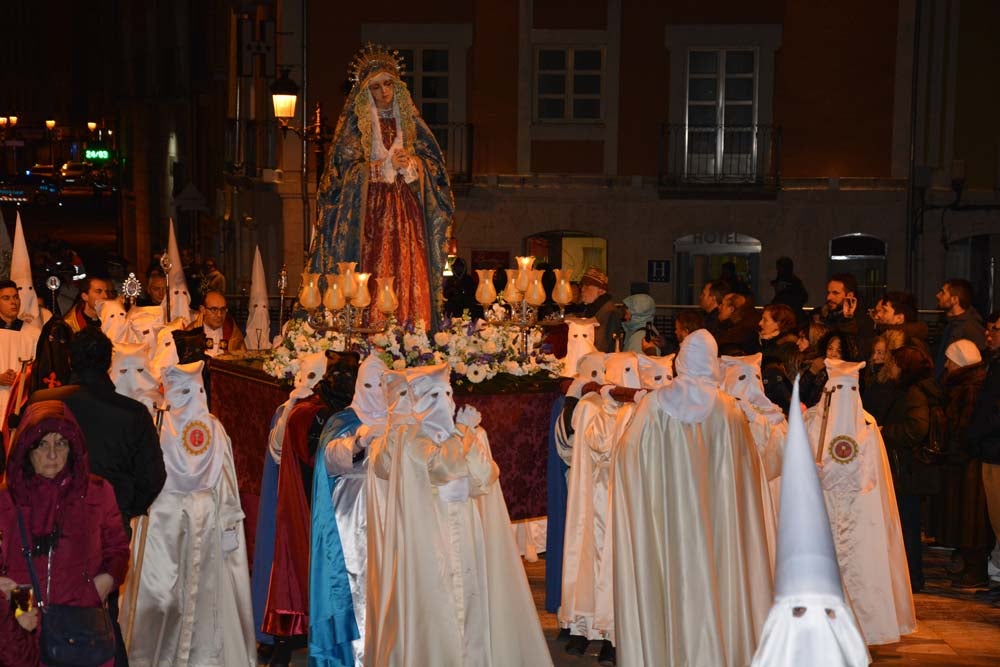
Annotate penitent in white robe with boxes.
[366,422,551,667]
[612,391,773,667]
[122,414,256,667]
[804,365,915,646]
[560,390,636,643]
[0,327,39,422]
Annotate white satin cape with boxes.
[121,418,256,667]
[612,391,773,667]
[365,422,551,666]
[560,391,635,642]
[804,405,915,645]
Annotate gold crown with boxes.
[348,43,406,86]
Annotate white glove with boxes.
[455,405,482,429]
[222,528,239,553]
[438,477,470,503]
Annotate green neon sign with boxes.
[85,149,110,160]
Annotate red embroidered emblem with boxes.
[828,435,859,464]
[182,420,211,456]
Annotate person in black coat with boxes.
[879,345,946,592]
[29,326,166,531]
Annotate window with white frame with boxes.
[534,47,604,122]
[397,47,451,149]
[685,48,758,179]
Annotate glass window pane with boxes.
[723,130,754,154]
[687,130,717,154]
[401,76,415,94]
[538,97,565,119]
[725,78,754,101]
[573,98,601,119]
[537,74,565,95]
[688,105,717,127]
[538,49,566,71]
[726,51,755,74]
[688,78,717,102]
[724,105,753,127]
[689,51,718,75]
[421,102,449,125]
[422,75,449,99]
[422,49,449,72]
[573,74,601,95]
[397,50,414,72]
[574,49,602,71]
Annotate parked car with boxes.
[0,173,60,205]
[27,164,57,179]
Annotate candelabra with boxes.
[475,256,574,356]
[298,262,398,343]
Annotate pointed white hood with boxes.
[165,219,191,324]
[566,351,607,399]
[11,211,41,325]
[561,318,598,378]
[721,353,786,426]
[246,246,271,349]
[750,378,868,667]
[110,342,160,415]
[351,354,389,427]
[97,299,130,344]
[408,363,455,444]
[160,361,226,493]
[127,306,165,352]
[656,329,721,423]
[638,353,674,389]
[267,350,328,463]
[604,351,642,389]
[383,369,414,425]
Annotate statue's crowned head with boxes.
[348,43,407,91]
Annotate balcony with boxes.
[657,123,781,199]
[431,122,474,185]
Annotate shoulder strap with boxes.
[13,509,43,605]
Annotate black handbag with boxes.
[16,509,116,667]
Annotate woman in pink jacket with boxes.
[0,400,130,667]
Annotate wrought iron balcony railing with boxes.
[658,123,781,188]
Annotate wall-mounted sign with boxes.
[647,259,671,283]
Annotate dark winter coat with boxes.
[968,353,1000,464]
[880,377,947,494]
[935,309,986,376]
[0,401,130,666]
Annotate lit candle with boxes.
[503,269,523,304]
[299,272,321,310]
[525,270,547,306]
[515,256,534,292]
[337,262,358,299]
[376,277,398,314]
[323,274,346,310]
[552,269,573,306]
[353,272,372,308]
[475,269,497,306]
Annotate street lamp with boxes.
[45,119,56,165]
[87,121,97,133]
[270,70,332,186]
[270,68,300,128]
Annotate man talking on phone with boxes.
[815,272,875,356]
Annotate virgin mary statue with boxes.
[314,43,454,327]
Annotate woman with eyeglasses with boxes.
[0,400,130,667]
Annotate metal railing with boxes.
[658,123,781,187]
[431,122,474,183]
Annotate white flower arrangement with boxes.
[262,317,347,381]
[262,313,563,385]
[367,314,563,383]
